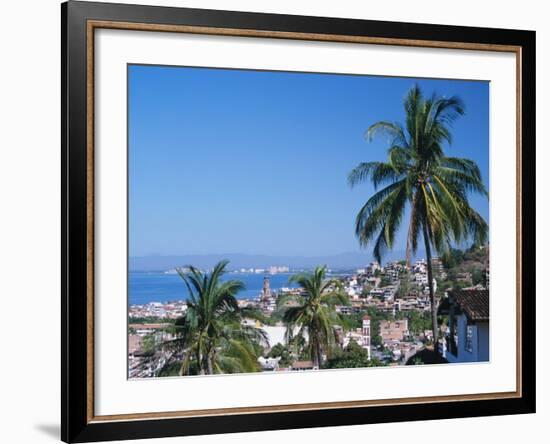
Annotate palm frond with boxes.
[348,161,404,189]
[365,121,409,148]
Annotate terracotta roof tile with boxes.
[451,289,489,322]
[129,323,172,329]
[292,360,315,369]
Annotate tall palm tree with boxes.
[348,85,488,345]
[164,260,268,375]
[278,266,348,368]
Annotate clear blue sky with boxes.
[128,65,489,258]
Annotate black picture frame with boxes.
[62,1,536,442]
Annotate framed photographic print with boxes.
[61,1,536,442]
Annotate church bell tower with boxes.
[262,274,271,301]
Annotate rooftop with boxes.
[450,289,489,322]
[129,323,172,329]
[291,360,315,369]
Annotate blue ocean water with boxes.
[128,272,298,305]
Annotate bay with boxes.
[128,271,298,305]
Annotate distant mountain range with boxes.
[129,250,424,272]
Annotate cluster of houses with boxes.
[343,316,423,364]
[128,323,176,378]
[333,258,489,365]
[129,300,187,319]
[337,260,438,318]
[128,257,490,377]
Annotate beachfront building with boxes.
[438,289,489,363]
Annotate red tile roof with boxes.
[129,323,172,329]
[451,289,489,322]
[292,360,315,369]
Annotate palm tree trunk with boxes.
[197,351,206,375]
[422,222,439,347]
[406,195,417,269]
[207,356,214,375]
[316,342,322,369]
[311,338,321,368]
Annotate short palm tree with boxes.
[164,260,268,375]
[278,266,349,368]
[348,85,488,344]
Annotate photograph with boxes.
[56,1,536,442]
[0,0,542,442]
[127,65,490,378]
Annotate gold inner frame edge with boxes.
[85,19,523,423]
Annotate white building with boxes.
[257,356,280,371]
[369,288,385,298]
[439,289,489,363]
[260,325,307,349]
[361,315,372,360]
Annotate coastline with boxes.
[128,271,302,305]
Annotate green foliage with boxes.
[323,340,386,369]
[348,85,488,342]
[267,343,293,367]
[242,307,279,326]
[339,307,387,347]
[360,287,372,298]
[406,311,432,336]
[439,280,453,291]
[157,360,183,377]
[264,306,286,325]
[395,277,411,298]
[371,332,383,347]
[141,334,156,354]
[338,313,360,331]
[278,266,348,367]
[349,85,488,264]
[441,246,488,290]
[441,248,465,269]
[465,243,488,260]
[164,260,268,376]
[471,268,484,285]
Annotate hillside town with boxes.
[128,246,489,378]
